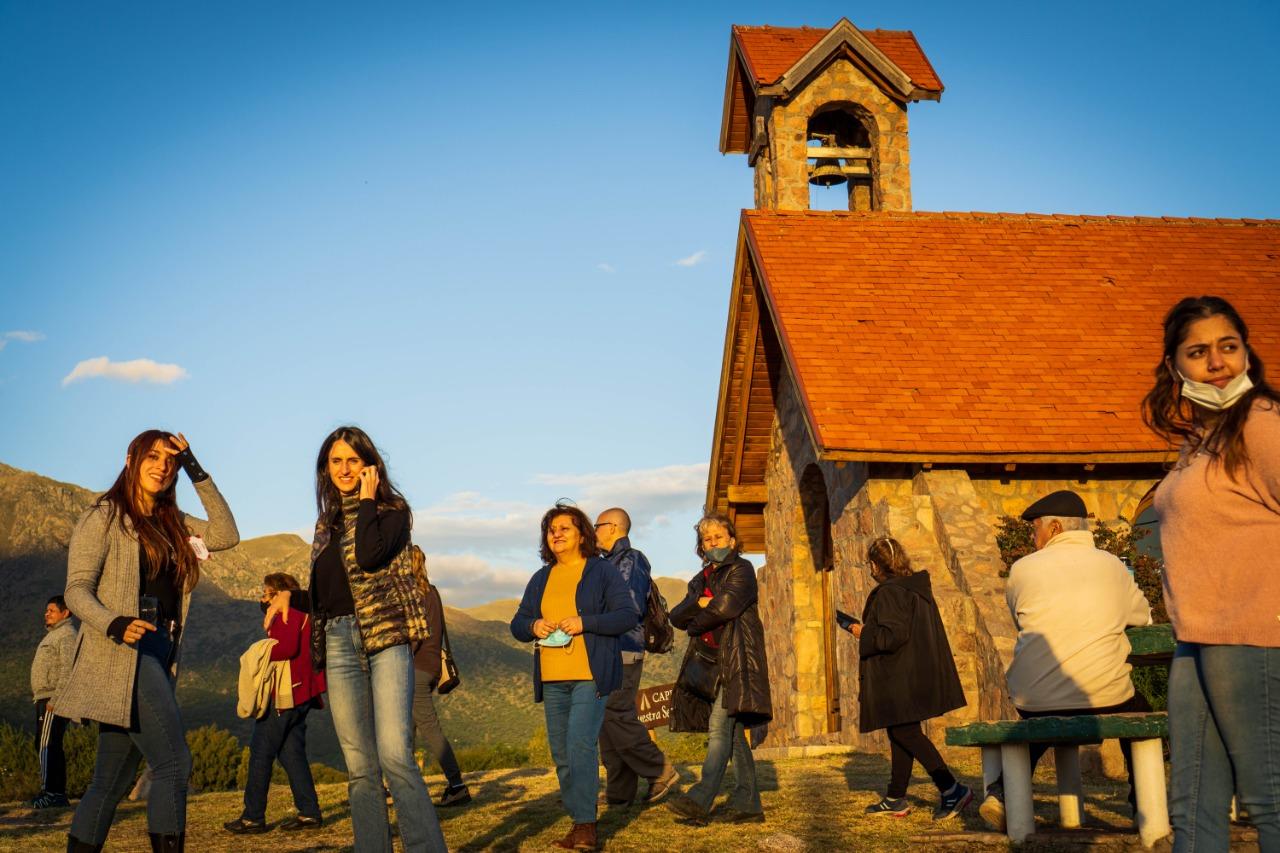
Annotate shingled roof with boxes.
[713,209,1280,466]
[721,19,943,153]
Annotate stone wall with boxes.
[755,380,1162,758]
[753,57,911,212]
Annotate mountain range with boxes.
[0,462,693,769]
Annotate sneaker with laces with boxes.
[933,783,973,821]
[437,783,472,807]
[30,791,70,809]
[865,796,911,816]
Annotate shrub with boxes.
[186,724,241,792]
[0,720,104,801]
[994,516,1035,578]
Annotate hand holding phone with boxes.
[835,609,861,632]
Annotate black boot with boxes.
[66,835,103,852]
[148,832,185,852]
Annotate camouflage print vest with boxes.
[312,495,431,656]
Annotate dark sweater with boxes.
[312,500,409,617]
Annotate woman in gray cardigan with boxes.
[60,430,239,853]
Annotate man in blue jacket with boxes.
[595,508,678,805]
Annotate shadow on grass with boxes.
[455,789,563,852]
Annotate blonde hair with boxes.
[867,537,913,577]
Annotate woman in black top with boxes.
[306,426,446,853]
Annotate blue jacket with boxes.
[603,537,651,655]
[510,556,639,702]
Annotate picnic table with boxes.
[945,624,1175,848]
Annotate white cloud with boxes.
[675,250,707,267]
[422,553,532,607]
[0,330,45,351]
[596,263,616,274]
[532,462,709,525]
[61,356,189,387]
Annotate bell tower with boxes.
[719,19,943,212]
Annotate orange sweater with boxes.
[1154,400,1280,647]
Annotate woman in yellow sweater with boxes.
[510,503,639,852]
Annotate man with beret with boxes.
[980,490,1153,832]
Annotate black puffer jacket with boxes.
[669,554,772,732]
[858,570,965,732]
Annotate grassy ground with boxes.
[0,752,1152,852]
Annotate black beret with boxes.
[1020,490,1087,521]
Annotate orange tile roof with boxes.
[733,25,943,93]
[741,210,1280,457]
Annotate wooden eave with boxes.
[706,222,753,509]
[719,38,756,155]
[780,18,914,101]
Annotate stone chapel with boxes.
[703,18,1280,754]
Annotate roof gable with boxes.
[737,210,1280,461]
[721,20,942,154]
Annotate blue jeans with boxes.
[240,698,321,822]
[542,680,607,824]
[326,616,446,853]
[1169,642,1280,852]
[70,654,192,844]
[685,688,761,814]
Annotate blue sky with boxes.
[3,1,1278,604]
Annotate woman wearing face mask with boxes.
[224,573,327,835]
[665,513,771,827]
[59,431,239,853]
[1142,296,1280,851]
[846,537,969,820]
[308,426,446,853]
[510,502,639,852]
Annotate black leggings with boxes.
[886,722,957,799]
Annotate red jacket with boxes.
[268,607,326,709]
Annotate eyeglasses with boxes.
[593,522,616,530]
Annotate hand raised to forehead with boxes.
[160,433,190,455]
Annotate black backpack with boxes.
[643,578,674,654]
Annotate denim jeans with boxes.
[685,688,761,814]
[1169,642,1280,852]
[412,673,464,790]
[240,698,321,822]
[70,654,192,844]
[542,680,607,824]
[326,615,446,853]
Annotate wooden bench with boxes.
[944,626,1176,848]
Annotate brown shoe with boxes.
[551,823,597,851]
[643,761,679,804]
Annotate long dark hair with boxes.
[98,429,200,592]
[1141,296,1280,475]
[538,502,597,565]
[314,426,411,532]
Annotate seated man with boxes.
[981,489,1153,831]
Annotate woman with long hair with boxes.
[1142,296,1280,850]
[666,513,771,826]
[223,572,327,835]
[510,503,638,852]
[60,431,239,852]
[847,537,969,820]
[307,425,446,852]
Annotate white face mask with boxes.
[1178,368,1254,411]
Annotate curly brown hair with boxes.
[1141,296,1280,476]
[539,502,597,565]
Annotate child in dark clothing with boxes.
[846,537,972,820]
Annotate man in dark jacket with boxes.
[595,508,678,805]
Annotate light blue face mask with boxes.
[706,546,732,564]
[539,628,573,648]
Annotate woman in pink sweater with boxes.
[1142,296,1280,851]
